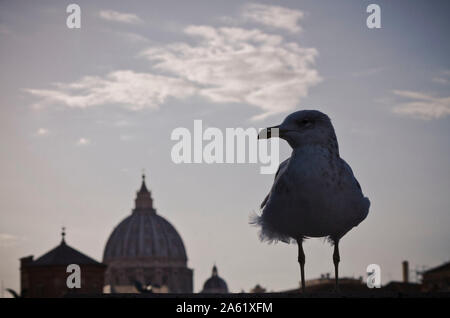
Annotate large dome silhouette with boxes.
[103,174,192,293]
[103,208,187,261]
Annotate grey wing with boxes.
[340,158,363,193]
[339,158,371,224]
[260,158,290,209]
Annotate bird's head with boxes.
[259,110,338,150]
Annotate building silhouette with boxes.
[103,174,193,293]
[201,265,228,293]
[381,261,421,293]
[250,284,267,293]
[281,275,367,293]
[422,261,450,292]
[19,229,105,298]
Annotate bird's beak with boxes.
[258,125,281,139]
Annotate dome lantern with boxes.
[134,173,154,211]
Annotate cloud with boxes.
[99,10,143,24]
[26,71,197,110]
[27,6,320,120]
[36,128,49,136]
[392,90,450,119]
[432,70,450,85]
[142,25,321,120]
[77,137,91,145]
[0,233,19,247]
[114,120,133,127]
[119,134,134,141]
[115,32,149,43]
[241,3,304,33]
[432,77,449,85]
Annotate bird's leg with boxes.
[296,238,306,293]
[333,241,340,292]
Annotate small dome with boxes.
[202,265,228,293]
[103,175,187,262]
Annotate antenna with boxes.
[414,265,427,284]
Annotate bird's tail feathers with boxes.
[249,210,293,244]
[249,210,261,226]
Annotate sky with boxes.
[0,0,449,294]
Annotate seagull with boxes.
[254,110,370,292]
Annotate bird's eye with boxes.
[298,118,314,128]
